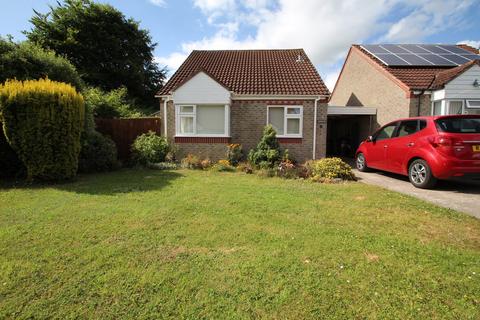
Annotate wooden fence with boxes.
[95,117,162,159]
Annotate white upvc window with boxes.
[447,100,464,115]
[175,104,230,137]
[432,101,443,115]
[267,106,303,138]
[466,100,480,108]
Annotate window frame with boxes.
[466,100,480,109]
[266,105,303,138]
[446,100,464,115]
[175,104,230,137]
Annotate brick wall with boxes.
[408,94,432,117]
[159,99,328,163]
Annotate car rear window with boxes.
[435,117,480,133]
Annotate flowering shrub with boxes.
[227,144,243,166]
[147,162,178,170]
[180,154,202,169]
[201,158,212,170]
[277,160,298,179]
[304,157,356,181]
[211,159,235,172]
[237,162,253,174]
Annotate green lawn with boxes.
[1,169,479,319]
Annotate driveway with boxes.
[353,169,480,218]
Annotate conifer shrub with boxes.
[247,125,282,168]
[0,78,84,180]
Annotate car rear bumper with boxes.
[431,157,480,179]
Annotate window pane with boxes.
[286,118,300,134]
[287,107,301,115]
[448,101,463,115]
[435,117,480,133]
[375,124,397,141]
[268,107,284,135]
[433,101,442,115]
[397,120,418,137]
[180,106,194,113]
[180,116,194,134]
[467,100,480,108]
[196,105,225,134]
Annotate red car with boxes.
[355,115,480,188]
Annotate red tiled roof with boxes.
[430,59,480,90]
[158,49,330,96]
[457,44,479,54]
[353,45,448,90]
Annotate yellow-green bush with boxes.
[0,78,84,180]
[304,157,356,181]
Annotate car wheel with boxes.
[408,159,437,189]
[356,153,370,172]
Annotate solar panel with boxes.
[362,45,389,54]
[419,54,456,66]
[374,53,409,66]
[440,54,471,65]
[419,45,449,54]
[361,44,480,67]
[380,44,410,54]
[460,54,480,60]
[398,44,430,54]
[396,54,432,66]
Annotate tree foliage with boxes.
[0,78,84,181]
[83,86,143,119]
[26,0,165,110]
[0,37,83,90]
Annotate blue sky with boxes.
[1,0,480,90]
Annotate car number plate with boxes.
[473,145,480,152]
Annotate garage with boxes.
[326,106,376,157]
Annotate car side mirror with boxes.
[366,135,374,142]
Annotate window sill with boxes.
[277,137,303,144]
[175,136,231,144]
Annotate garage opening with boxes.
[327,107,377,158]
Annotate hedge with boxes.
[0,78,84,181]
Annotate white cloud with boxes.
[157,0,477,82]
[149,0,167,7]
[384,0,474,42]
[324,68,342,92]
[457,40,480,49]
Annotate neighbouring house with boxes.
[328,43,480,156]
[156,49,330,162]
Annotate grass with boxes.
[0,169,479,319]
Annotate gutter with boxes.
[159,95,172,137]
[313,96,322,159]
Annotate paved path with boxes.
[353,169,480,219]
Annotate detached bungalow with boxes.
[156,49,330,162]
[328,43,480,155]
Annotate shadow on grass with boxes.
[0,168,183,196]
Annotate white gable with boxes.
[444,65,480,99]
[172,71,231,104]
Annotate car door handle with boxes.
[406,142,415,147]
[383,145,388,148]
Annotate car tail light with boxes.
[429,135,465,156]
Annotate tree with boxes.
[0,37,83,90]
[26,0,165,111]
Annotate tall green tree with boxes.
[25,0,165,110]
[0,37,83,90]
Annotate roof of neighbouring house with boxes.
[157,49,330,96]
[430,59,480,90]
[352,44,480,91]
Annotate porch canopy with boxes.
[327,106,377,115]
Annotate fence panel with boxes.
[95,117,162,159]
